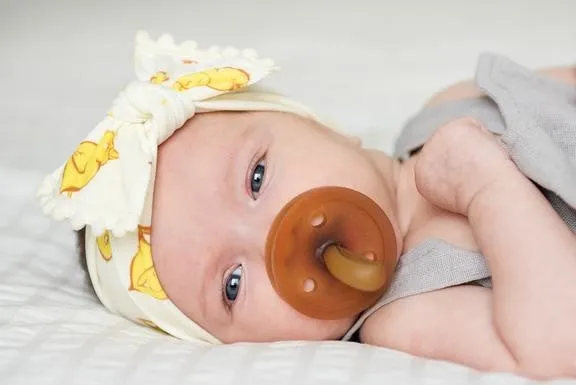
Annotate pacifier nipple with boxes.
[265,187,397,320]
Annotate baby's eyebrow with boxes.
[224,137,244,186]
[199,249,220,325]
[224,122,259,200]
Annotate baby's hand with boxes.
[414,118,517,216]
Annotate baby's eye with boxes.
[249,157,266,199]
[223,265,243,305]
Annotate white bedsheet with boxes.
[2,0,576,384]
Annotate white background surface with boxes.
[1,1,576,384]
[1,0,575,172]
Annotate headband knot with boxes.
[111,82,195,146]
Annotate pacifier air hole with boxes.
[310,211,326,227]
[303,278,316,293]
[363,251,376,261]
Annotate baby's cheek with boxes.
[237,267,354,342]
[267,304,352,340]
[290,315,356,341]
[247,308,353,342]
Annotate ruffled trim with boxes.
[136,30,275,65]
[134,30,277,84]
[36,167,146,238]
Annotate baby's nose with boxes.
[229,219,269,261]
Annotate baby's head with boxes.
[44,32,401,344]
[151,109,398,342]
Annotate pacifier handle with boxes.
[265,186,397,320]
[322,244,386,292]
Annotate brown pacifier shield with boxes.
[265,186,397,320]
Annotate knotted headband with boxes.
[37,31,325,344]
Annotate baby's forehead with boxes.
[183,111,273,143]
[173,111,292,146]
[156,112,268,192]
[160,111,326,168]
[186,111,253,136]
[191,110,314,131]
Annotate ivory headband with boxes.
[37,31,322,343]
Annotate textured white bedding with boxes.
[2,0,576,384]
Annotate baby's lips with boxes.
[265,186,398,320]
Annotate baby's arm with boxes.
[465,149,576,376]
[364,120,576,378]
[362,66,576,378]
[361,285,518,373]
[413,120,576,377]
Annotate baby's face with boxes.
[151,111,397,343]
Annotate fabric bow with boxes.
[37,31,276,237]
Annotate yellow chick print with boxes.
[150,71,170,84]
[129,226,168,300]
[60,130,119,197]
[173,67,250,92]
[96,230,113,261]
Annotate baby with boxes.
[39,32,576,380]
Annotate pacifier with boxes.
[265,187,397,320]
